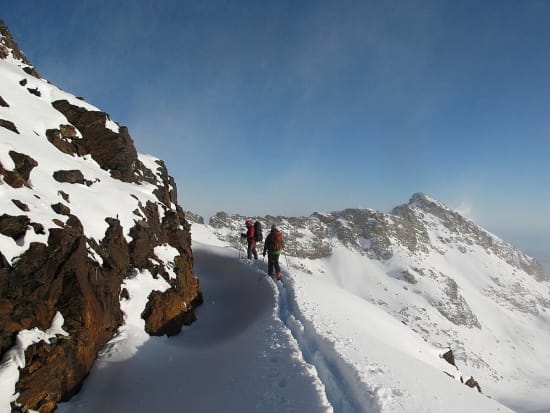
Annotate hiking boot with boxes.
[276,272,282,281]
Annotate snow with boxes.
[0,54,167,262]
[52,224,532,413]
[105,116,119,134]
[152,244,180,279]
[56,244,332,413]
[100,269,171,361]
[138,153,163,186]
[0,312,68,413]
[2,32,548,412]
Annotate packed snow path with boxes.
[57,243,330,413]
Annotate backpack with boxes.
[253,221,263,242]
[272,230,283,250]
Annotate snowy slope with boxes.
[0,23,200,412]
[202,196,550,412]
[194,223,523,412]
[55,224,517,413]
[56,242,332,413]
[0,29,168,260]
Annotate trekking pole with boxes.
[238,236,241,259]
[284,250,290,271]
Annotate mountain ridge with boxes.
[197,192,544,280]
[0,21,201,412]
[191,191,550,404]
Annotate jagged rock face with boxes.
[51,100,139,183]
[209,193,544,279]
[4,216,125,411]
[0,151,38,188]
[397,193,545,280]
[206,192,546,331]
[0,21,39,77]
[209,212,332,259]
[205,194,549,399]
[0,22,202,412]
[184,210,205,225]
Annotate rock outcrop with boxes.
[209,193,550,336]
[208,193,544,281]
[0,21,202,412]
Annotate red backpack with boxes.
[272,230,283,250]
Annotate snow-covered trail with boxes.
[57,243,330,413]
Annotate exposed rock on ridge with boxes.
[208,193,544,280]
[0,20,40,77]
[0,22,202,412]
[207,193,546,330]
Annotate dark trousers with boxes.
[267,253,281,275]
[247,241,258,259]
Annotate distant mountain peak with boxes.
[409,192,450,210]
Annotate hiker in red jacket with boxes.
[263,225,284,280]
[242,219,258,260]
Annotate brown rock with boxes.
[58,190,70,202]
[99,218,130,271]
[27,87,41,97]
[0,169,26,188]
[0,151,37,187]
[142,289,198,336]
[441,349,456,367]
[464,376,482,393]
[60,124,77,139]
[52,100,138,182]
[0,22,202,410]
[51,203,71,216]
[10,151,38,182]
[0,118,19,134]
[29,222,45,235]
[45,126,85,157]
[1,215,126,411]
[52,218,64,227]
[12,199,30,212]
[53,169,85,185]
[0,20,40,77]
[0,214,30,240]
[120,288,130,300]
[46,129,77,155]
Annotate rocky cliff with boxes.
[208,193,545,281]
[0,21,202,412]
[206,193,549,379]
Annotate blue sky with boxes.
[3,0,549,254]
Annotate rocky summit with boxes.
[209,193,544,280]
[0,21,202,412]
[206,192,548,392]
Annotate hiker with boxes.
[241,219,258,260]
[253,221,263,243]
[263,225,284,280]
